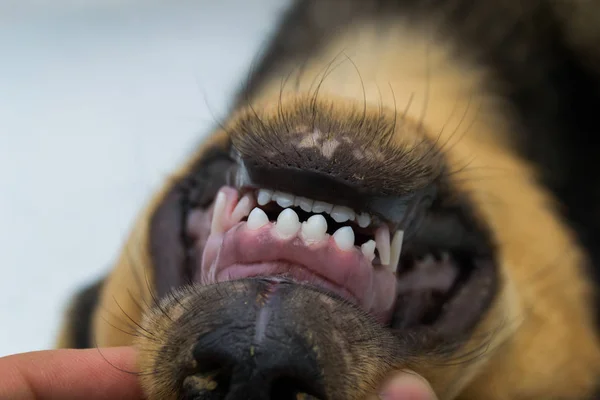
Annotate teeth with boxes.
[275,208,301,238]
[246,188,396,266]
[356,212,371,228]
[273,191,295,208]
[253,187,377,240]
[295,196,314,213]
[389,230,404,273]
[247,207,269,230]
[333,226,355,251]
[375,225,391,265]
[312,201,333,214]
[210,191,227,234]
[330,205,355,223]
[301,214,328,242]
[231,193,254,223]
[257,189,273,206]
[361,239,376,262]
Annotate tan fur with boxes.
[58,16,600,400]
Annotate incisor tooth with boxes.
[389,230,404,273]
[295,196,314,213]
[274,191,295,208]
[301,214,327,242]
[312,201,333,214]
[275,208,301,238]
[231,193,254,223]
[361,240,376,262]
[333,226,355,251]
[375,225,391,265]
[330,205,355,223]
[247,207,269,230]
[257,189,273,206]
[210,191,227,234]
[356,212,371,228]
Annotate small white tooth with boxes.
[231,193,254,223]
[257,189,273,206]
[210,191,227,234]
[356,212,372,228]
[274,191,295,208]
[301,214,328,242]
[275,208,301,238]
[333,226,355,251]
[375,225,391,265]
[389,230,404,273]
[330,205,355,223]
[247,207,269,230]
[312,201,333,214]
[295,196,314,213]
[422,254,436,265]
[361,240,376,262]
[441,252,451,263]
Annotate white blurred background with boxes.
[0,0,289,357]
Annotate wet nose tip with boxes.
[181,332,326,400]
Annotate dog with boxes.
[56,0,600,398]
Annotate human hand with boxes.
[0,347,143,400]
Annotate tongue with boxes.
[193,187,398,324]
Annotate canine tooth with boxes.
[295,196,314,213]
[361,240,376,262]
[274,191,295,208]
[312,201,333,214]
[257,189,273,206]
[247,207,269,230]
[356,212,371,228]
[375,225,391,265]
[301,214,327,242]
[389,230,404,273]
[333,226,355,251]
[231,193,254,223]
[330,205,355,223]
[275,208,301,238]
[210,191,227,234]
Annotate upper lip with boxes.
[228,158,437,235]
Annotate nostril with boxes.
[271,376,323,399]
[193,350,233,375]
[182,350,234,400]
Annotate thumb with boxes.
[375,370,439,400]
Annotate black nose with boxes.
[181,322,326,400]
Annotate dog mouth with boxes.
[188,186,401,322]
[182,157,498,330]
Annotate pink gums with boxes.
[190,186,398,324]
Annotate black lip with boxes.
[228,157,437,235]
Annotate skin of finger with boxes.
[367,370,439,400]
[0,347,144,400]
